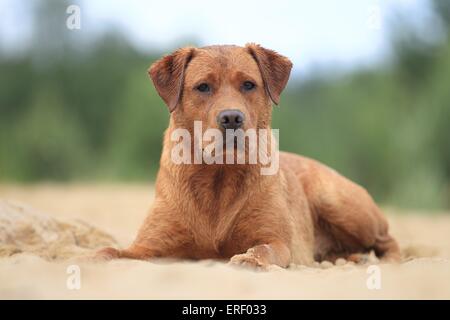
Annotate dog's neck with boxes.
[161,146,264,195]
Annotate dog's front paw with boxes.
[228,248,269,271]
[75,247,121,263]
[94,247,121,260]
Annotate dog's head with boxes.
[148,44,292,134]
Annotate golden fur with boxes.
[95,44,400,269]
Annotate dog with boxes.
[95,44,400,269]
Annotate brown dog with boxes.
[96,44,400,269]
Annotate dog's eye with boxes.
[242,81,256,91]
[196,83,210,93]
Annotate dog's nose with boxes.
[217,110,245,130]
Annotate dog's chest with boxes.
[184,203,253,259]
[179,168,259,258]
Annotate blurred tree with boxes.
[0,0,449,210]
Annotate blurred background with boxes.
[0,0,449,210]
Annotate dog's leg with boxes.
[305,167,401,263]
[316,199,400,263]
[92,206,192,262]
[229,241,291,270]
[93,244,159,261]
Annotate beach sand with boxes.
[0,184,449,299]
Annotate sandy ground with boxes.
[0,183,449,300]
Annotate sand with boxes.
[0,184,449,299]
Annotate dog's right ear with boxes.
[148,47,195,112]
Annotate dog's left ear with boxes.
[246,43,293,105]
[148,47,195,112]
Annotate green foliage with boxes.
[0,0,449,210]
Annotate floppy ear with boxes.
[148,47,195,112]
[246,43,292,105]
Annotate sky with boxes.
[0,0,436,74]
